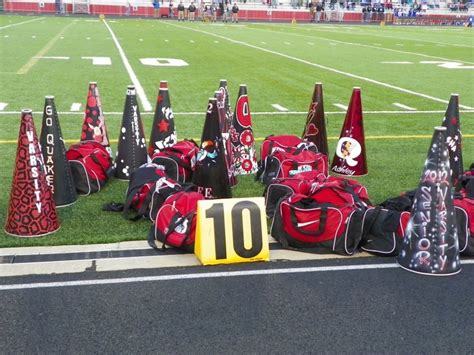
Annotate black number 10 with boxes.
[205,201,263,260]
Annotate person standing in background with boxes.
[177,1,185,20]
[188,2,197,21]
[153,0,160,17]
[169,2,174,18]
[231,2,239,22]
[308,1,315,22]
[211,3,218,22]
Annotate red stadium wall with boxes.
[3,1,470,24]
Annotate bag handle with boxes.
[160,212,195,251]
[160,154,192,171]
[289,204,328,236]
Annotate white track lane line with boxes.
[1,260,473,290]
[102,19,152,112]
[0,17,43,30]
[164,22,474,110]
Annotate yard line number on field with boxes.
[165,22,474,110]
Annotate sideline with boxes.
[1,109,473,116]
[102,19,153,112]
[1,260,473,290]
[0,134,473,145]
[164,22,474,110]
[249,25,474,64]
[0,17,43,30]
[284,24,473,49]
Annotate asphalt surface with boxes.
[1,258,473,354]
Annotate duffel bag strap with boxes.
[89,152,110,177]
[149,212,195,251]
[123,180,155,220]
[340,179,369,208]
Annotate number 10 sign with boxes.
[194,197,270,265]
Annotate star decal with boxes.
[158,119,169,132]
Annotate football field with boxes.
[0,15,473,247]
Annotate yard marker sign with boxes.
[114,85,148,180]
[39,96,77,207]
[397,126,461,276]
[194,197,269,265]
[5,110,60,237]
[331,87,367,177]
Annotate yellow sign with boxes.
[195,197,270,265]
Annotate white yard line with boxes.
[381,61,413,64]
[0,109,473,116]
[102,19,152,112]
[333,103,348,111]
[0,17,43,30]
[1,260,473,290]
[34,56,70,60]
[393,102,416,111]
[0,103,8,111]
[249,26,474,65]
[271,104,289,112]
[164,22,474,110]
[70,103,82,111]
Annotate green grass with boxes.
[0,15,472,247]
